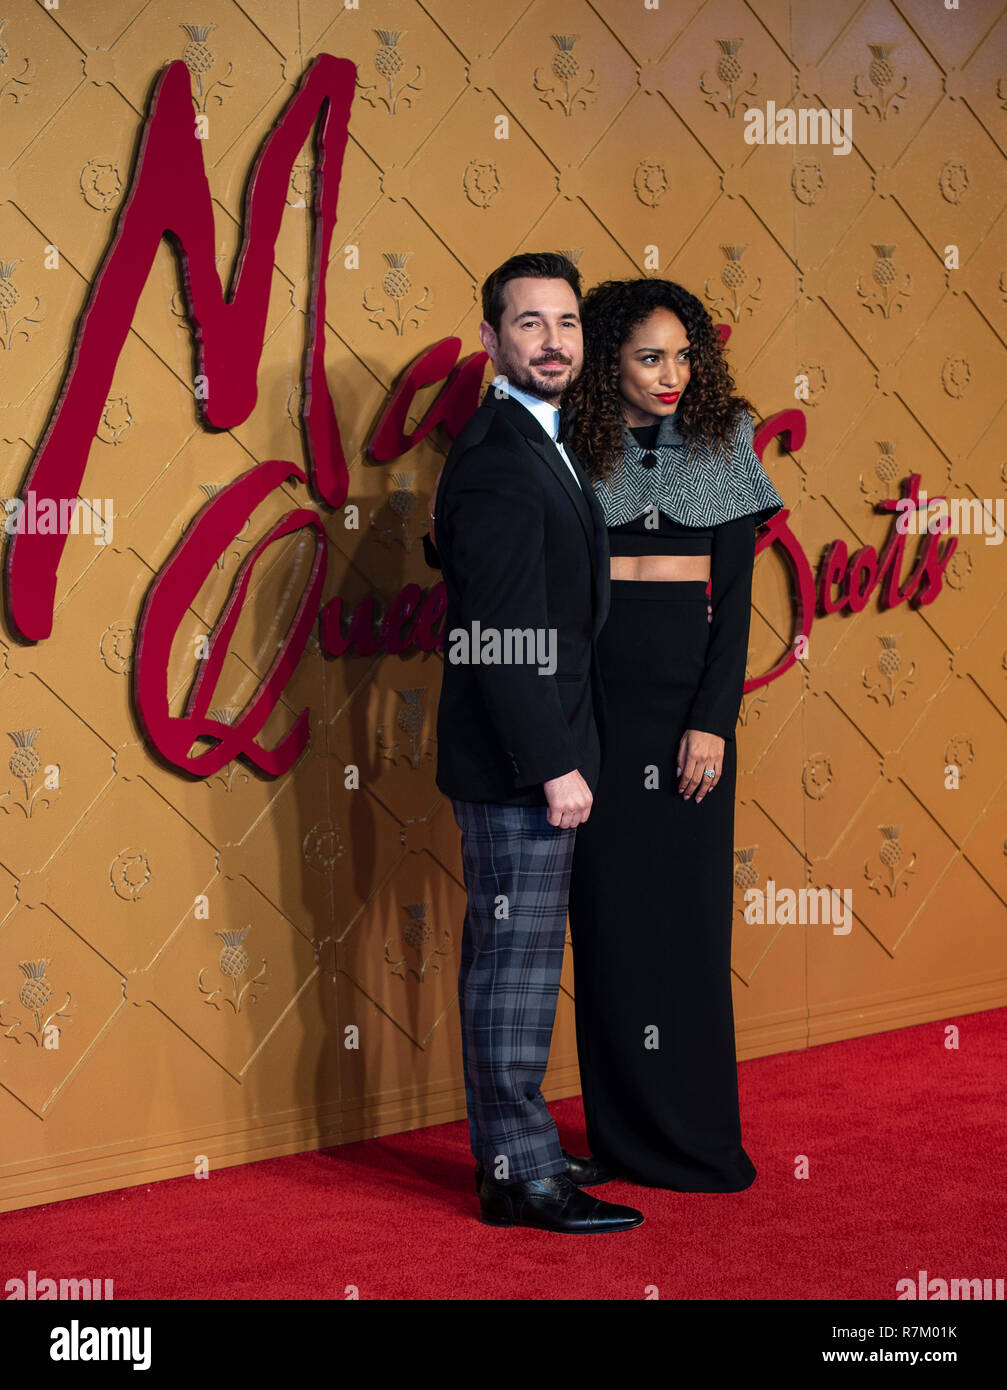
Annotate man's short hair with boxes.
[481,252,582,333]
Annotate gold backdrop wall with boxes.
[1,0,1005,1212]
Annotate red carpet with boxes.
[2,1008,1004,1300]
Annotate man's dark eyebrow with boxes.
[513,308,581,321]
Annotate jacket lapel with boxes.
[483,389,596,559]
[565,441,611,637]
[480,389,610,636]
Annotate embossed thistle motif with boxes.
[1,729,57,819]
[206,708,251,792]
[865,825,916,897]
[943,735,974,780]
[860,440,899,500]
[802,756,833,800]
[0,257,43,352]
[377,689,435,769]
[198,927,267,1012]
[357,29,422,114]
[791,158,824,206]
[364,252,430,335]
[705,245,761,322]
[99,622,134,675]
[303,820,343,874]
[0,17,33,102]
[855,43,908,120]
[938,160,969,205]
[875,440,898,485]
[940,356,971,398]
[385,902,451,982]
[110,848,152,901]
[96,395,132,445]
[463,160,501,208]
[700,38,757,118]
[733,846,759,890]
[179,23,233,113]
[864,634,916,706]
[369,472,426,552]
[179,483,252,566]
[857,245,911,318]
[533,34,597,116]
[79,161,122,213]
[633,161,669,207]
[0,958,72,1046]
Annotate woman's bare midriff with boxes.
[610,555,711,582]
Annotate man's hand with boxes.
[543,769,593,829]
[677,729,726,803]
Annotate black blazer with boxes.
[425,386,610,806]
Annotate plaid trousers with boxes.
[451,798,576,1184]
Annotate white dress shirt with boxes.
[495,378,583,491]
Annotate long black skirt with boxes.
[568,579,756,1192]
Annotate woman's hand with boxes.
[677,729,725,803]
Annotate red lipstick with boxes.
[656,392,680,403]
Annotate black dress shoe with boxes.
[478,1171,643,1233]
[474,1148,620,1193]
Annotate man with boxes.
[427,252,643,1233]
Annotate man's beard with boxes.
[496,346,578,402]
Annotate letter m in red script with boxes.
[6,54,356,641]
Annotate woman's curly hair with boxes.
[564,278,751,482]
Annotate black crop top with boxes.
[608,426,714,556]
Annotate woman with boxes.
[563,277,783,1192]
